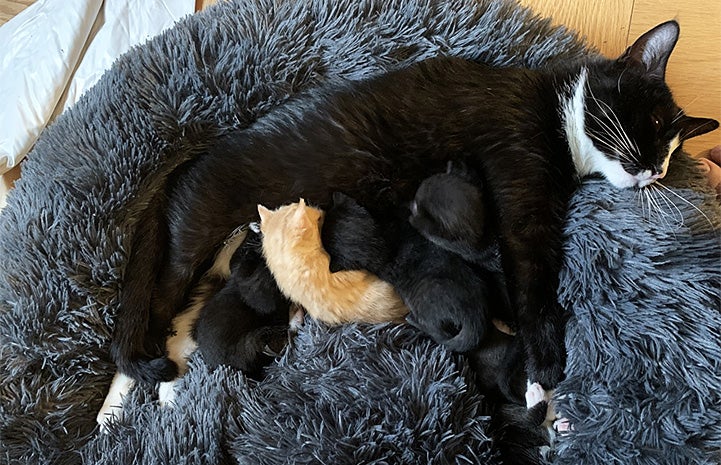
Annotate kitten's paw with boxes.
[157,379,179,408]
[527,381,560,425]
[289,304,305,333]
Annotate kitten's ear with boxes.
[620,20,679,80]
[257,204,272,223]
[292,200,311,228]
[676,116,720,140]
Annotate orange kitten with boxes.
[257,199,408,325]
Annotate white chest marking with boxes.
[562,69,637,189]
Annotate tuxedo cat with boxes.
[256,199,408,324]
[111,21,718,391]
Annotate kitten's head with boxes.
[257,199,324,256]
[567,20,719,189]
[409,161,487,260]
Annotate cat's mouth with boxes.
[633,170,663,189]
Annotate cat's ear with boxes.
[257,204,272,223]
[675,116,720,140]
[619,20,679,80]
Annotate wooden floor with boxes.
[1,0,720,207]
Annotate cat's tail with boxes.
[113,355,179,385]
[109,189,179,385]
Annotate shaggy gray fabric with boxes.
[0,0,719,464]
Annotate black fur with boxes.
[192,230,291,379]
[322,192,492,352]
[323,192,551,463]
[489,401,552,465]
[110,188,178,384]
[112,21,719,387]
[409,161,494,263]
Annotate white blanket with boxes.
[0,0,194,174]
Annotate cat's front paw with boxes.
[158,379,179,407]
[525,381,546,409]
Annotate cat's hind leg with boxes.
[157,304,202,407]
[158,229,247,406]
[96,372,135,433]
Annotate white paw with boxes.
[157,379,178,408]
[525,381,546,408]
[96,372,135,433]
[553,417,573,434]
[526,381,560,425]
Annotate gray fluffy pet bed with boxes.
[1,0,720,463]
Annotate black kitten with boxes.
[324,192,551,462]
[192,230,291,379]
[113,21,718,388]
[409,161,494,263]
[321,192,495,352]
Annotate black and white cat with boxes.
[110,20,718,394]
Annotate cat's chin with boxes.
[595,158,654,190]
[608,170,662,190]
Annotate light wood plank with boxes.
[518,0,635,56]
[0,0,33,26]
[199,0,219,10]
[0,163,21,210]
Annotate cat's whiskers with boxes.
[586,127,637,164]
[645,184,683,231]
[586,83,640,161]
[642,181,716,231]
[670,109,684,125]
[636,188,649,219]
[586,111,637,162]
[658,182,717,230]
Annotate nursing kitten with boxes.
[323,191,552,463]
[257,199,408,325]
[113,21,718,391]
[98,229,294,430]
[192,228,291,378]
[321,192,496,351]
[409,161,494,263]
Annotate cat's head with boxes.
[257,199,324,252]
[567,20,719,189]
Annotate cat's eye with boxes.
[651,116,662,130]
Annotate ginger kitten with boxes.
[257,199,408,325]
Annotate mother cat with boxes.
[114,20,717,390]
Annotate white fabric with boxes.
[0,0,195,174]
[57,0,195,115]
[0,0,102,173]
